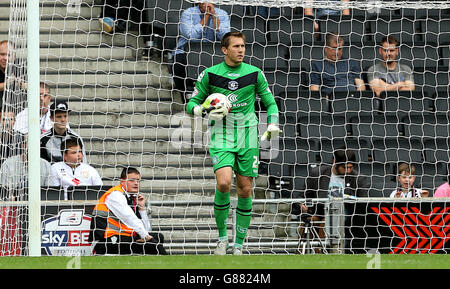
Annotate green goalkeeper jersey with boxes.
[186,61,279,128]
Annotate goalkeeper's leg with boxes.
[234,174,254,255]
[213,166,233,255]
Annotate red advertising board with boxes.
[0,206,21,256]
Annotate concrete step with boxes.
[155,227,282,240]
[0,5,102,19]
[38,0,96,5]
[66,100,172,114]
[40,31,141,48]
[40,19,102,33]
[77,126,180,140]
[40,5,102,19]
[152,214,287,227]
[0,0,96,5]
[39,47,135,60]
[149,203,289,218]
[96,166,215,179]
[0,19,102,33]
[83,139,206,154]
[99,178,216,192]
[86,153,212,168]
[50,86,174,101]
[43,60,167,75]
[42,70,171,87]
[70,112,192,127]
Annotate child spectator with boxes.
[390,163,429,198]
[50,138,102,190]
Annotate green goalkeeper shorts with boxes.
[208,124,259,177]
[209,147,259,177]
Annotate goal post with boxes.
[27,0,42,258]
[2,0,450,256]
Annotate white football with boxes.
[206,93,231,112]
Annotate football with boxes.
[204,93,231,113]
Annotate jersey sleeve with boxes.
[256,70,279,124]
[186,69,210,115]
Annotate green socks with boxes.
[214,191,252,247]
[235,196,252,246]
[214,190,230,239]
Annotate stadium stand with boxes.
[3,0,450,255]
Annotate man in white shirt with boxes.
[50,138,103,190]
[0,134,53,200]
[89,167,167,255]
[13,82,52,134]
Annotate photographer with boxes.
[291,148,369,252]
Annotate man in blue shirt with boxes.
[304,0,350,35]
[310,32,366,97]
[172,3,230,102]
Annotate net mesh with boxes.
[0,0,449,255]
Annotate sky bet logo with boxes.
[41,230,90,247]
[41,209,93,256]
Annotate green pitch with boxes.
[1,254,450,269]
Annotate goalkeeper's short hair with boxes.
[221,31,246,48]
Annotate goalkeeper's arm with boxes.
[186,70,211,116]
[259,93,281,141]
[255,70,281,140]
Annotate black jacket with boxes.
[40,127,86,164]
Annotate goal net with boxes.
[1,0,450,256]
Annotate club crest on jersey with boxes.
[228,80,239,91]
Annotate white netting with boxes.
[0,0,29,256]
[0,0,449,255]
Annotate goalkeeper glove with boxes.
[208,105,230,121]
[261,123,282,141]
[192,105,205,117]
[192,98,231,121]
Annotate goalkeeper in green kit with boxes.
[186,31,281,255]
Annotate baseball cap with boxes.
[50,100,71,116]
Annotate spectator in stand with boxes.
[98,0,145,34]
[13,82,52,135]
[310,32,366,97]
[172,2,230,102]
[0,40,10,94]
[291,148,369,252]
[304,0,350,35]
[434,181,450,198]
[40,100,86,164]
[0,109,19,164]
[89,167,168,255]
[389,163,429,198]
[367,35,415,98]
[0,133,52,200]
[246,6,281,19]
[50,138,102,190]
[0,40,27,99]
[434,166,450,198]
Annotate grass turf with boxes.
[1,254,450,269]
